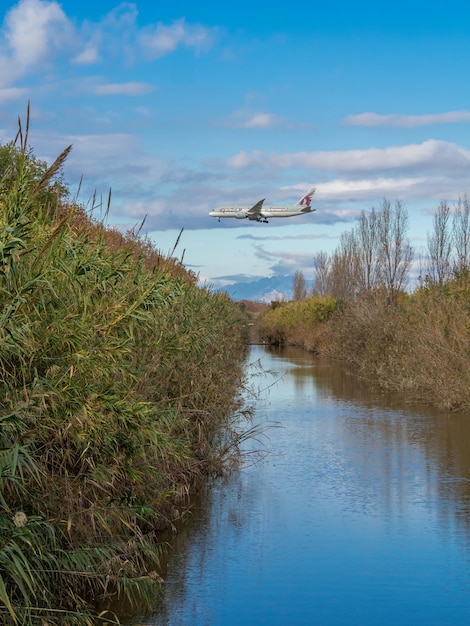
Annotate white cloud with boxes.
[317,177,427,199]
[139,18,217,59]
[135,106,152,117]
[242,113,280,128]
[226,140,470,174]
[3,0,71,70]
[342,111,470,128]
[26,130,170,193]
[0,0,100,87]
[0,86,30,103]
[73,43,100,65]
[17,125,470,234]
[218,109,312,130]
[227,149,263,169]
[0,2,218,91]
[94,82,155,96]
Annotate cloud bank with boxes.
[342,111,470,128]
[226,140,470,176]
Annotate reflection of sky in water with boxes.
[136,345,470,626]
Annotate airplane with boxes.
[209,187,316,223]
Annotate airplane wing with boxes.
[246,198,265,219]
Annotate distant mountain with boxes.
[221,275,296,302]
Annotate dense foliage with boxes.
[0,126,247,623]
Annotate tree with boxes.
[312,250,330,296]
[453,195,470,274]
[357,208,380,291]
[377,199,413,301]
[427,200,452,286]
[292,269,307,300]
[328,231,361,301]
[313,199,413,303]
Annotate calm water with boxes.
[124,345,470,625]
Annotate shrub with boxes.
[257,296,338,350]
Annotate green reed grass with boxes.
[0,116,248,623]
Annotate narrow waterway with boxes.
[124,345,470,625]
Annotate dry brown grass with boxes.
[255,279,470,412]
[320,286,470,410]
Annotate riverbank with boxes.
[119,344,470,626]
[254,197,470,413]
[0,126,249,623]
[255,284,470,412]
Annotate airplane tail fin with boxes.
[296,187,316,208]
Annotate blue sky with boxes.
[2,0,470,296]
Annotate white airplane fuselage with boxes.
[209,206,312,220]
[209,187,316,223]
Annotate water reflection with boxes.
[124,345,470,626]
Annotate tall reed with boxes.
[0,120,248,623]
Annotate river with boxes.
[121,344,470,625]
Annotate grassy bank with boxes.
[0,125,248,623]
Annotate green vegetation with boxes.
[257,296,338,349]
[0,117,247,623]
[256,198,470,411]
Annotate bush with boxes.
[257,296,338,350]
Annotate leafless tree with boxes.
[356,208,380,291]
[315,199,412,303]
[453,195,470,274]
[376,199,413,302]
[427,200,453,286]
[311,250,330,296]
[329,231,361,300]
[292,269,307,300]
